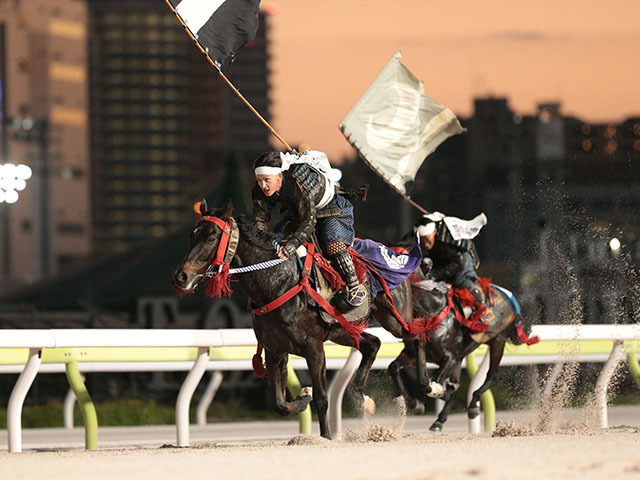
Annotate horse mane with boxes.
[235,215,278,252]
[204,208,276,253]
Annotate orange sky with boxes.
[263,0,640,160]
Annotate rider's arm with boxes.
[429,243,467,282]
[282,171,318,257]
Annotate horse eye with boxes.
[207,236,215,244]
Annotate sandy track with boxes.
[2,428,639,480]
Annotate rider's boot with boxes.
[328,244,367,307]
[469,284,485,305]
[469,283,490,324]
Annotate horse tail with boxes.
[513,315,540,345]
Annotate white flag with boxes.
[340,51,464,195]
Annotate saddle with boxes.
[311,261,371,326]
[469,284,520,342]
[457,283,518,343]
[411,276,518,343]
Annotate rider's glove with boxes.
[281,240,299,258]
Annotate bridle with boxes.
[196,215,287,279]
[197,215,240,277]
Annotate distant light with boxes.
[609,238,621,254]
[16,164,32,180]
[264,3,279,14]
[21,117,34,131]
[193,201,202,214]
[0,163,32,204]
[15,179,27,191]
[3,190,19,204]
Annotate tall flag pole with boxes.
[340,51,465,214]
[166,0,292,152]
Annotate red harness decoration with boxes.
[451,287,490,333]
[252,242,369,347]
[198,216,234,298]
[515,321,540,345]
[412,289,466,342]
[348,248,440,338]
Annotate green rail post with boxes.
[627,347,640,390]
[286,361,312,435]
[65,360,98,450]
[465,352,496,433]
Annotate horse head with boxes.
[172,199,237,294]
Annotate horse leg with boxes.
[468,337,505,419]
[430,363,462,432]
[328,326,380,415]
[435,352,459,386]
[413,338,443,400]
[265,349,313,416]
[388,345,422,411]
[301,340,331,439]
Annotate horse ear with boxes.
[199,198,208,216]
[221,200,234,220]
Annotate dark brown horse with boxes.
[388,280,535,431]
[172,202,437,439]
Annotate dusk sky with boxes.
[263,0,640,160]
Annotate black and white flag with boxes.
[168,0,261,66]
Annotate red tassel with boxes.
[351,253,368,284]
[409,315,445,342]
[170,282,192,298]
[516,323,540,345]
[205,263,233,297]
[252,344,267,378]
[453,287,477,308]
[313,253,346,291]
[477,277,495,306]
[342,318,370,347]
[452,288,489,332]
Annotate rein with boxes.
[206,258,287,277]
[251,242,367,347]
[196,215,366,347]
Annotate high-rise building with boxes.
[87,0,272,254]
[0,0,91,287]
[470,98,640,324]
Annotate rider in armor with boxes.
[414,213,486,304]
[252,149,368,307]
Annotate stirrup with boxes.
[346,284,367,307]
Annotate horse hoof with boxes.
[413,403,425,415]
[429,422,443,432]
[426,381,444,399]
[300,386,313,398]
[361,395,376,416]
[468,407,480,419]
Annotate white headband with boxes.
[254,166,282,176]
[415,222,436,237]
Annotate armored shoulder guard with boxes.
[289,163,323,200]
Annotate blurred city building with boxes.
[341,97,639,324]
[0,0,91,288]
[469,98,640,325]
[0,0,272,291]
[87,0,271,255]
